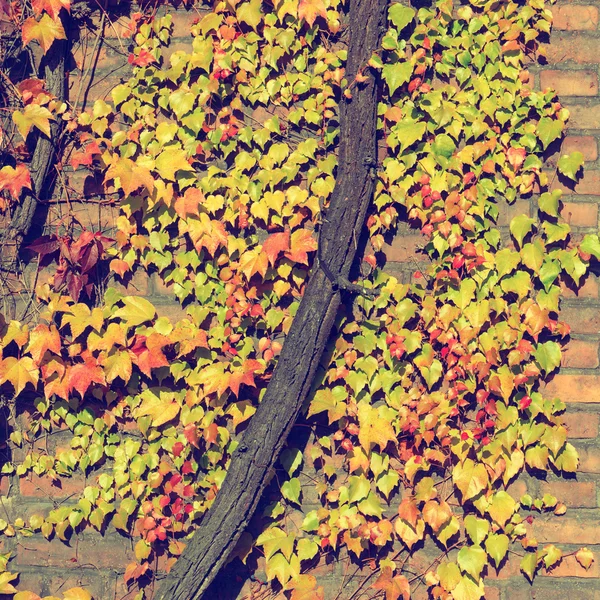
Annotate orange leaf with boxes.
[422,499,452,532]
[130,333,170,377]
[174,188,204,219]
[109,259,130,277]
[0,163,31,200]
[397,497,419,529]
[27,323,61,365]
[0,357,39,395]
[372,567,410,600]
[31,0,69,20]
[262,230,290,267]
[22,14,66,53]
[285,228,317,265]
[298,0,327,26]
[68,356,106,397]
[105,157,154,196]
[507,146,526,170]
[239,247,269,280]
[186,213,228,256]
[228,358,264,397]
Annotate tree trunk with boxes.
[5,33,68,261]
[155,0,387,596]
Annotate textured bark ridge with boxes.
[155,0,388,597]
[5,35,68,259]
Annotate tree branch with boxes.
[154,0,388,597]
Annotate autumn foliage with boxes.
[0,0,598,597]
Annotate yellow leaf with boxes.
[155,147,194,181]
[101,350,133,384]
[21,14,66,52]
[62,588,93,600]
[0,356,39,395]
[239,247,269,280]
[12,103,54,138]
[357,401,396,451]
[105,158,154,196]
[298,0,327,26]
[452,459,488,501]
[137,389,181,427]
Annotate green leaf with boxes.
[437,562,460,592]
[388,3,415,31]
[485,533,509,567]
[237,0,262,29]
[510,214,535,248]
[487,491,516,527]
[537,117,563,150]
[538,190,562,217]
[432,134,456,160]
[281,478,301,505]
[280,448,303,476]
[452,576,484,600]
[297,538,319,562]
[543,544,563,570]
[348,475,370,503]
[113,297,156,327]
[383,61,413,95]
[557,151,584,181]
[580,234,600,260]
[457,545,486,579]
[464,515,489,545]
[394,121,426,152]
[520,551,539,582]
[554,442,579,472]
[534,341,562,375]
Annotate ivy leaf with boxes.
[485,533,509,568]
[543,544,563,570]
[0,571,18,595]
[537,117,563,150]
[534,341,561,375]
[0,357,39,396]
[538,190,561,217]
[280,448,303,477]
[114,297,156,327]
[520,551,539,582]
[372,566,410,600]
[432,134,456,160]
[357,401,396,452]
[487,491,516,527]
[237,0,263,29]
[239,248,269,280]
[281,477,301,504]
[452,459,488,501]
[263,230,290,267]
[63,587,93,600]
[580,234,600,260]
[463,515,488,545]
[422,499,452,532]
[383,62,412,95]
[21,14,66,52]
[155,147,194,182]
[298,0,327,27]
[137,390,181,427]
[0,164,32,199]
[457,545,486,579]
[12,103,54,138]
[509,214,535,248]
[452,576,484,600]
[388,3,415,31]
[68,356,106,397]
[285,229,317,265]
[557,151,584,181]
[31,0,70,19]
[575,548,594,569]
[437,562,460,592]
[105,158,154,196]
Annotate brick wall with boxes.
[3,1,600,598]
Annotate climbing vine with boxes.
[0,0,599,598]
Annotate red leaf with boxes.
[262,230,290,267]
[183,424,200,448]
[70,140,101,170]
[228,359,263,397]
[68,356,106,397]
[31,0,69,20]
[128,48,156,67]
[26,235,60,258]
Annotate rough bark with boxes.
[155,0,387,597]
[5,33,68,260]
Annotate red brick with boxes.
[19,474,85,499]
[385,234,427,263]
[551,172,600,198]
[540,481,597,507]
[15,536,133,569]
[562,412,599,438]
[553,6,599,31]
[542,554,600,578]
[112,270,150,296]
[544,375,600,403]
[154,304,189,322]
[540,70,598,96]
[562,136,599,162]
[561,340,599,368]
[578,445,600,473]
[544,34,600,65]
[560,202,598,226]
[559,307,600,334]
[561,276,599,298]
[566,103,600,129]
[498,200,531,227]
[534,517,600,544]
